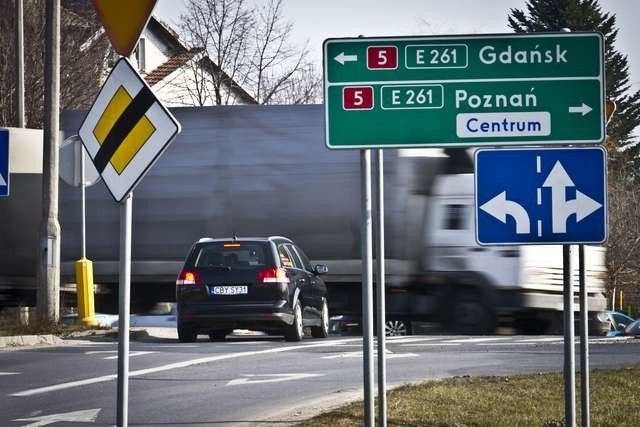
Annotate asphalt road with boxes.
[1,333,639,426]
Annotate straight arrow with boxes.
[542,161,602,233]
[334,52,358,65]
[568,103,592,116]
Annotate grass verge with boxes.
[296,367,640,427]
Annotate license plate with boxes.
[210,285,248,295]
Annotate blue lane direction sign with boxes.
[475,147,607,245]
[0,129,8,197]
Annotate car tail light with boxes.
[176,269,202,286]
[257,268,290,285]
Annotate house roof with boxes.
[145,48,203,86]
[143,17,256,104]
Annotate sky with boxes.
[155,0,640,94]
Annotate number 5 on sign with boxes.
[367,46,397,69]
[343,86,374,110]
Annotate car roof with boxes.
[196,236,293,244]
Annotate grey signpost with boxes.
[324,32,605,426]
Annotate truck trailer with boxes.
[1,104,607,334]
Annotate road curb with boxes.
[0,334,62,348]
[0,328,163,349]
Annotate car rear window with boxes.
[189,242,273,270]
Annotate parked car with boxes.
[623,319,640,337]
[603,310,636,336]
[176,236,329,342]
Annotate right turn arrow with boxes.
[480,191,531,234]
[568,103,592,116]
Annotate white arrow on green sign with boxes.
[323,32,605,149]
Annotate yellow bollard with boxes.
[76,257,98,326]
[620,290,624,313]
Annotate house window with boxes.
[136,38,146,72]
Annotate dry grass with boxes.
[0,312,107,337]
[297,367,640,427]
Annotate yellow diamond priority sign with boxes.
[79,58,180,202]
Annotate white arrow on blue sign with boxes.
[0,129,9,197]
[475,147,607,245]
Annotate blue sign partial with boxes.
[475,147,607,245]
[0,129,8,197]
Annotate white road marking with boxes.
[483,342,541,346]
[400,343,461,347]
[385,337,441,344]
[516,337,564,343]
[104,351,154,360]
[321,350,418,360]
[442,337,511,343]
[136,345,200,348]
[227,373,323,386]
[0,372,19,376]
[226,341,271,345]
[12,408,100,426]
[11,338,361,397]
[84,350,155,359]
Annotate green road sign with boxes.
[323,33,605,149]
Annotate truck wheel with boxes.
[385,319,411,336]
[451,290,495,335]
[178,322,197,343]
[311,299,329,338]
[284,303,303,342]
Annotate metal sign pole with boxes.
[563,244,576,427]
[360,149,374,427]
[117,192,132,427]
[80,144,86,258]
[579,244,590,427]
[375,149,387,427]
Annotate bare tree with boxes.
[270,62,322,105]
[176,0,319,105]
[178,0,252,105]
[606,150,640,312]
[0,0,110,128]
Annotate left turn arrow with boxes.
[480,191,531,234]
[334,52,358,65]
[227,373,323,386]
[13,408,101,426]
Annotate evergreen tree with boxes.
[509,0,640,312]
[508,0,640,164]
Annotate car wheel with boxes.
[450,290,495,335]
[209,330,228,342]
[385,319,410,336]
[311,299,329,338]
[284,303,303,342]
[177,322,197,343]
